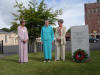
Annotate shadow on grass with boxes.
[29,56,44,62]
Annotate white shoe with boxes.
[43,60,46,62]
[48,60,51,62]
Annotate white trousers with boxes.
[55,42,65,60]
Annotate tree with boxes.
[1,28,11,32]
[12,0,62,42]
[67,28,71,33]
[1,22,19,32]
[10,22,19,32]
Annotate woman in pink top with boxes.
[17,20,29,64]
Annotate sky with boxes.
[0,0,97,30]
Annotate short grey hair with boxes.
[58,19,64,24]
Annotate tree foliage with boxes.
[12,0,62,41]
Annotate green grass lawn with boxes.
[0,51,100,75]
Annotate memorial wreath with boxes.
[73,49,88,63]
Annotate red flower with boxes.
[75,50,85,61]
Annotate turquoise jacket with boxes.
[41,25,54,42]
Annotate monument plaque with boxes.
[71,25,90,57]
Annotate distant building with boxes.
[85,0,100,38]
[0,29,18,46]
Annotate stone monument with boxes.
[71,25,90,57]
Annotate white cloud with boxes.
[46,0,96,30]
[0,0,31,29]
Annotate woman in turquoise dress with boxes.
[41,20,54,62]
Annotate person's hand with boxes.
[57,38,61,41]
[23,40,27,43]
[41,42,43,44]
[52,41,54,45]
[23,41,25,43]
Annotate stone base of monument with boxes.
[85,58,91,62]
[72,57,91,63]
[71,25,90,62]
